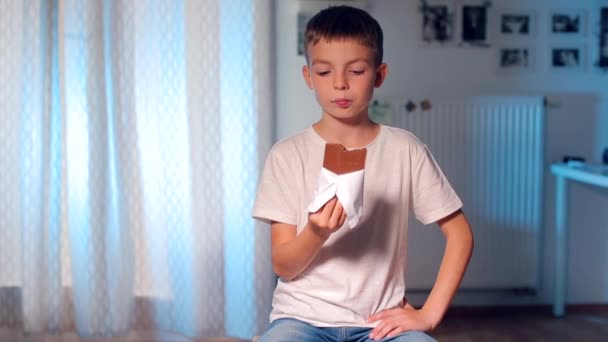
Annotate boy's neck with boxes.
[313,116,380,149]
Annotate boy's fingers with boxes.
[321,197,337,218]
[312,198,334,215]
[368,308,400,322]
[329,200,344,228]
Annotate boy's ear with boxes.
[302,65,314,89]
[374,63,388,88]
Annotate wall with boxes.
[274,0,608,306]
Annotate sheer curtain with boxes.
[0,0,273,339]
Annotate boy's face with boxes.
[303,39,387,124]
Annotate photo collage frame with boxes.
[418,2,607,73]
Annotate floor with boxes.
[432,306,608,341]
[2,306,607,342]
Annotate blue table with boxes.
[550,163,608,316]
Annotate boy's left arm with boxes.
[368,209,473,340]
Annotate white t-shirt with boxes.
[252,125,462,327]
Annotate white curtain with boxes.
[0,0,274,339]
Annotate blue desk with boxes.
[550,163,608,317]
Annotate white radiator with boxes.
[397,96,545,290]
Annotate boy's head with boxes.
[304,5,384,66]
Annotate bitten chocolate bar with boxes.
[322,143,367,175]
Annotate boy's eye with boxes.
[316,71,330,76]
[350,70,365,75]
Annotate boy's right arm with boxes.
[271,197,346,281]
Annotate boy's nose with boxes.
[333,75,348,90]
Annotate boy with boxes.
[252,5,473,342]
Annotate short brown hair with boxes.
[304,6,384,66]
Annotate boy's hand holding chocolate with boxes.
[308,196,347,239]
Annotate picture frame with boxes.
[549,9,587,38]
[549,46,586,71]
[497,46,534,74]
[598,7,608,68]
[297,12,314,56]
[491,9,537,40]
[459,3,489,46]
[420,0,456,45]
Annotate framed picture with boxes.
[497,46,534,74]
[492,9,537,39]
[599,7,608,68]
[297,12,313,56]
[420,1,455,44]
[549,10,587,37]
[550,46,586,71]
[460,4,489,46]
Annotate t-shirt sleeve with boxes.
[411,145,463,225]
[252,146,298,226]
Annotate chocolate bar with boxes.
[322,143,367,174]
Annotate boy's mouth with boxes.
[334,99,351,108]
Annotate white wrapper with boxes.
[307,167,364,228]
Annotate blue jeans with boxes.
[258,318,436,342]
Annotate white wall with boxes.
[274,0,608,306]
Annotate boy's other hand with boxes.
[308,197,346,239]
[367,303,435,340]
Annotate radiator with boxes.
[396,96,545,290]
